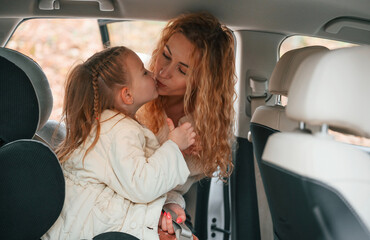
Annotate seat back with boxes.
[262,46,370,240]
[0,47,53,144]
[250,46,328,239]
[0,47,65,239]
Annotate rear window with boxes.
[7,19,103,120]
[280,35,358,56]
[105,20,166,65]
[6,19,165,120]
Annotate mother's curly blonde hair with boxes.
[139,12,236,179]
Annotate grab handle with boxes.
[39,0,114,11]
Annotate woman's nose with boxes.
[158,64,172,78]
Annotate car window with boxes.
[6,19,165,121]
[280,35,359,56]
[279,36,369,148]
[104,20,166,66]
[6,19,103,120]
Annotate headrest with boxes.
[269,46,329,96]
[286,46,370,138]
[0,48,53,144]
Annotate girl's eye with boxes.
[162,52,171,60]
[144,70,148,75]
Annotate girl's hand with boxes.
[167,118,196,150]
[181,136,202,156]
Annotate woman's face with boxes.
[154,33,195,96]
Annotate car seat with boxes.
[262,46,370,240]
[0,47,65,239]
[249,46,328,239]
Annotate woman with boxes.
[137,11,236,238]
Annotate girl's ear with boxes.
[120,87,134,105]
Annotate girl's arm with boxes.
[106,124,190,203]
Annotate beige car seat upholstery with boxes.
[262,46,370,240]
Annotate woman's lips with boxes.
[156,79,166,88]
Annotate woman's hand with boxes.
[158,228,176,240]
[167,118,196,150]
[158,203,199,240]
[158,203,186,234]
[158,229,199,240]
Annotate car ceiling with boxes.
[0,0,370,44]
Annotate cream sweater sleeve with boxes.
[164,175,200,209]
[155,115,205,209]
[106,121,190,204]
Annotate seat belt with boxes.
[248,77,274,240]
[248,76,268,140]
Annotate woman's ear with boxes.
[120,87,134,105]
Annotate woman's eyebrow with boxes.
[165,44,189,68]
[165,45,172,55]
[179,62,189,68]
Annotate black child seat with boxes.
[262,46,370,240]
[0,48,141,240]
[249,46,328,239]
[0,47,65,239]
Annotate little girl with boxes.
[43,46,195,240]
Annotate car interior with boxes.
[0,0,369,240]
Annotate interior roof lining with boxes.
[0,0,370,45]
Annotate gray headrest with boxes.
[287,46,370,138]
[269,46,329,96]
[0,48,53,144]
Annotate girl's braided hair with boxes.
[56,46,130,162]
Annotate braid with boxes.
[91,68,100,120]
[87,46,127,121]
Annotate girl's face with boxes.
[126,51,158,107]
[154,33,195,96]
